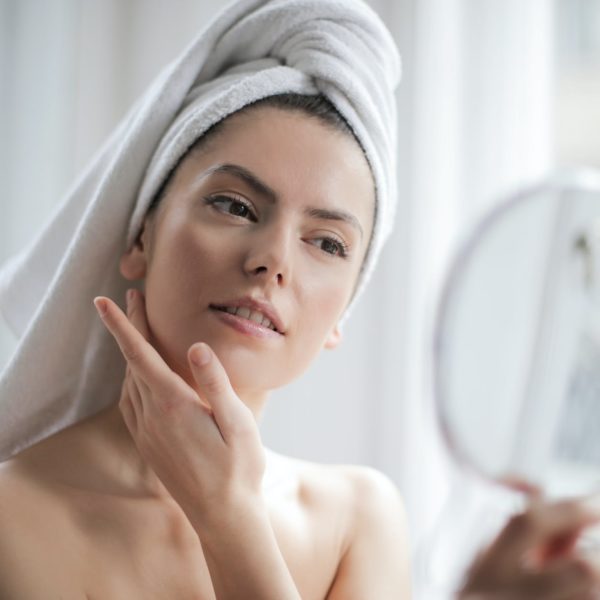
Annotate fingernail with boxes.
[94,297,107,317]
[192,343,211,366]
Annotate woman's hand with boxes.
[94,289,302,600]
[458,495,600,599]
[93,288,266,522]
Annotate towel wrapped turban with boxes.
[0,0,400,460]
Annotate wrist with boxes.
[185,487,267,535]
[188,491,301,600]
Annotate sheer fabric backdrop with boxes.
[0,1,558,596]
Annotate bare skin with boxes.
[1,103,599,599]
[0,407,407,599]
[0,107,411,599]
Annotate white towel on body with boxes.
[0,0,400,461]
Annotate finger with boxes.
[188,342,253,443]
[486,505,600,576]
[124,291,153,404]
[499,474,543,499]
[94,296,171,392]
[119,371,138,436]
[505,498,600,556]
[516,556,600,599]
[126,288,151,342]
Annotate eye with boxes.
[203,194,257,222]
[204,195,350,259]
[312,236,350,259]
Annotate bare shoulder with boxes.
[332,462,406,503]
[272,451,407,522]
[0,445,86,597]
[288,458,412,600]
[0,458,60,594]
[282,452,406,519]
[324,463,410,553]
[0,454,60,527]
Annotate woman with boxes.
[0,92,410,598]
[0,1,599,598]
[0,0,408,597]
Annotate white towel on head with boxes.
[0,0,400,461]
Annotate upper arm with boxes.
[0,467,31,596]
[0,463,59,597]
[326,467,412,600]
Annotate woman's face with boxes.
[120,107,375,399]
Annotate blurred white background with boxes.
[1,0,599,595]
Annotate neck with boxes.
[95,397,280,501]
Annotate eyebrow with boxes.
[199,163,364,239]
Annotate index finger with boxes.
[499,497,600,567]
[525,497,600,541]
[94,296,171,390]
[126,288,151,341]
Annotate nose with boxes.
[243,219,293,286]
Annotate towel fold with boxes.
[0,0,400,461]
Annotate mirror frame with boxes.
[431,167,600,488]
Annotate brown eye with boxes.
[312,236,350,259]
[203,195,257,222]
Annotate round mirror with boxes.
[433,168,600,498]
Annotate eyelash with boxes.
[203,194,351,259]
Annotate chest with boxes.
[55,494,343,600]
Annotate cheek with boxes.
[149,222,227,295]
[143,224,229,352]
[297,278,351,340]
[275,280,349,384]
[320,283,349,320]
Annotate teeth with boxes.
[249,310,264,325]
[217,305,278,332]
[236,307,251,319]
[260,315,275,330]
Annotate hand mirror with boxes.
[433,168,600,498]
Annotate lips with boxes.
[210,306,283,339]
[211,305,279,332]
[209,296,286,335]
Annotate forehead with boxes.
[170,107,375,237]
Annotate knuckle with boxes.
[123,343,141,362]
[228,412,256,439]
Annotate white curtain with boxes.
[394,1,554,596]
[395,0,554,528]
[0,1,555,596]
